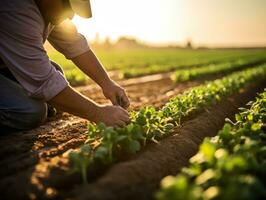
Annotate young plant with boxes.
[68,144,93,184]
[68,64,266,185]
[157,90,266,200]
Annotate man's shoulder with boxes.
[0,0,44,40]
[0,0,42,22]
[0,0,34,11]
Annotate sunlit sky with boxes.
[72,0,266,47]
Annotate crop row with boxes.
[121,52,266,78]
[172,57,266,82]
[49,49,264,73]
[64,55,265,87]
[68,64,266,183]
[48,49,266,85]
[101,49,263,72]
[157,89,266,200]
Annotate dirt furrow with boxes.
[69,80,266,200]
[0,75,200,200]
[1,70,264,199]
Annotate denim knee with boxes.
[0,73,48,132]
[23,101,48,129]
[0,101,48,131]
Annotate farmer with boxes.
[0,0,130,133]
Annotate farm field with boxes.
[48,48,266,86]
[1,49,266,200]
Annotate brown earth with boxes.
[69,79,266,200]
[0,74,200,200]
[78,72,199,110]
[0,71,264,200]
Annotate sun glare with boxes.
[72,0,266,47]
[72,0,184,45]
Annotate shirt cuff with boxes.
[28,68,69,101]
[43,70,69,101]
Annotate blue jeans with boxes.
[0,61,63,133]
[0,73,47,133]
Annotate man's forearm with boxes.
[48,86,99,120]
[71,49,111,88]
[48,85,131,127]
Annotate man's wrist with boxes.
[83,100,101,122]
[99,77,113,90]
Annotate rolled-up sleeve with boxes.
[48,19,90,59]
[0,11,69,101]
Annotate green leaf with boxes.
[116,135,128,142]
[146,111,152,119]
[80,144,92,153]
[199,140,216,163]
[98,122,106,130]
[136,115,146,126]
[69,152,81,165]
[247,114,253,121]
[195,169,215,185]
[128,140,141,153]
[164,123,175,132]
[87,123,96,132]
[222,123,231,133]
[224,156,247,171]
[94,146,108,160]
[235,114,242,122]
[251,123,262,131]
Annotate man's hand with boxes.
[94,105,130,128]
[72,50,130,109]
[49,86,131,128]
[70,50,130,127]
[101,80,130,109]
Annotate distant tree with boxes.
[185,39,193,49]
[103,36,112,50]
[115,36,143,49]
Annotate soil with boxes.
[0,71,265,200]
[79,73,200,110]
[0,74,200,200]
[70,79,266,200]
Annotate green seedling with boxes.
[69,144,92,184]
[68,65,266,187]
[157,89,266,200]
